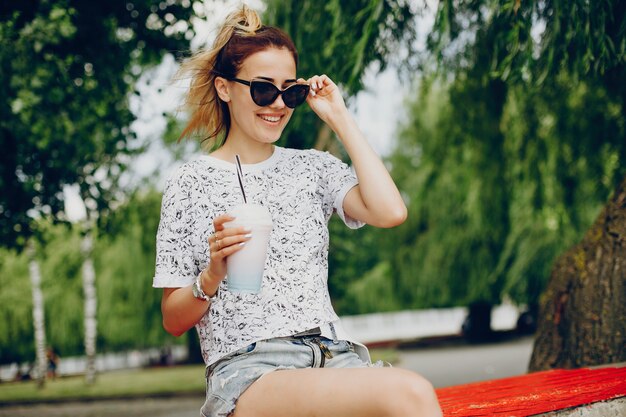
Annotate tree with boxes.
[0,0,195,384]
[529,177,626,370]
[0,189,180,365]
[0,0,193,240]
[80,232,97,384]
[417,0,625,364]
[94,189,174,352]
[0,248,33,364]
[0,0,194,246]
[27,242,47,387]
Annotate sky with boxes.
[64,1,434,222]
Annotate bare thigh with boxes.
[232,367,442,417]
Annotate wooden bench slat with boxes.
[435,366,626,416]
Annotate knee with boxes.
[383,370,442,417]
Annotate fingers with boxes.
[210,238,247,263]
[211,225,250,241]
[207,230,248,280]
[209,226,251,248]
[211,230,251,251]
[212,214,235,231]
[306,74,333,97]
[208,226,252,259]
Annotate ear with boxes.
[214,77,231,102]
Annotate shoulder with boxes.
[164,161,196,188]
[164,157,221,188]
[161,159,219,202]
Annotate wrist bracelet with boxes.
[192,270,219,303]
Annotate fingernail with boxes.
[311,90,316,97]
[244,233,253,238]
[239,242,246,246]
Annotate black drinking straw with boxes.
[234,154,247,204]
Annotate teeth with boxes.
[260,115,281,122]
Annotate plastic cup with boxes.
[223,204,273,293]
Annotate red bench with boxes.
[435,366,626,416]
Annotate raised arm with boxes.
[304,74,407,228]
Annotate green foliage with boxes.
[329,0,625,313]
[429,1,625,82]
[495,75,625,304]
[0,248,33,363]
[384,78,508,308]
[379,70,625,310]
[327,216,381,314]
[340,262,397,314]
[38,222,85,357]
[0,190,182,364]
[94,189,177,351]
[0,222,85,362]
[0,0,195,248]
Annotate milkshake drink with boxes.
[223,204,273,293]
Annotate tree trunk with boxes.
[27,241,47,388]
[529,176,626,371]
[81,232,98,384]
[461,301,493,342]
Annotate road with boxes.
[398,335,535,388]
[0,336,534,417]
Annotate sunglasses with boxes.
[228,77,310,108]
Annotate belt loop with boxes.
[293,326,322,338]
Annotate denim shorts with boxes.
[200,336,372,417]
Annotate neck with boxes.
[212,134,275,165]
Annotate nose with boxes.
[269,92,286,109]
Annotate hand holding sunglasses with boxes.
[301,74,347,125]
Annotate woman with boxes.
[154,6,442,417]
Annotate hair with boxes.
[176,5,299,147]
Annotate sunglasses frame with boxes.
[227,77,310,108]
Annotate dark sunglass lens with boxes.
[283,84,310,108]
[250,81,279,106]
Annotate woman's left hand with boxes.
[299,74,347,124]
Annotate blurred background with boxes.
[1,0,624,412]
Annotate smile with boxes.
[258,114,282,124]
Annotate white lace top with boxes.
[153,146,364,366]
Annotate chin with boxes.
[260,131,284,143]
[262,137,282,144]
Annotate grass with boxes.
[0,348,398,405]
[0,365,206,405]
[370,348,400,365]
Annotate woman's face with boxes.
[225,47,298,145]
